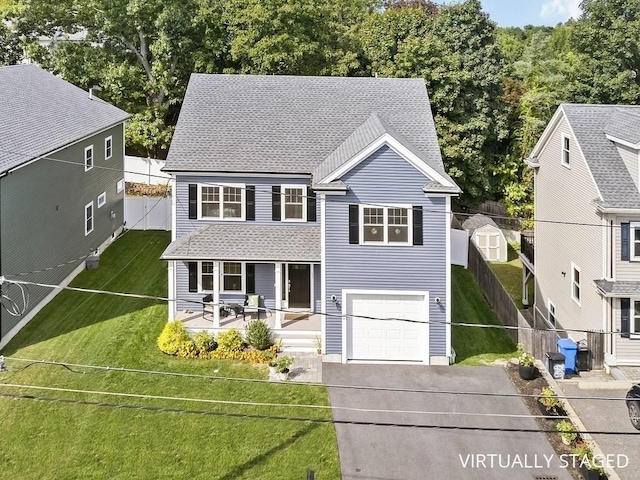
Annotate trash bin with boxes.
[557,338,577,374]
[576,340,591,372]
[546,352,566,379]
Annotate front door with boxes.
[287,264,311,309]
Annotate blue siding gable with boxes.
[324,145,449,356]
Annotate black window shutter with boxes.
[621,297,631,338]
[188,262,198,292]
[246,264,255,294]
[412,206,423,246]
[621,223,630,261]
[188,184,198,219]
[307,186,316,222]
[349,205,359,244]
[246,186,255,221]
[272,186,281,221]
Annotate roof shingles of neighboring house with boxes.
[0,64,129,174]
[561,104,640,210]
[163,74,454,186]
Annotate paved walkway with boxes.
[268,352,322,383]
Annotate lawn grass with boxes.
[0,231,339,480]
[451,265,517,365]
[487,243,534,307]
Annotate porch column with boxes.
[213,261,220,328]
[274,263,283,329]
[167,261,175,321]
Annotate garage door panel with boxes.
[347,293,428,362]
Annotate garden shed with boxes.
[462,214,508,262]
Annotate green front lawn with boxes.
[452,265,517,365]
[0,231,339,480]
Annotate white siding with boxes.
[615,143,639,191]
[534,114,604,333]
[613,299,640,364]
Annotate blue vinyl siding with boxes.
[175,175,318,237]
[324,145,448,356]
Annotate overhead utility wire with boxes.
[0,277,626,338]
[0,382,569,420]
[3,357,631,403]
[0,389,636,436]
[1,147,618,229]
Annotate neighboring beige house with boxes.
[462,214,508,262]
[524,104,640,369]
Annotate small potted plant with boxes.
[276,355,294,381]
[573,441,606,480]
[556,419,577,446]
[538,386,563,416]
[265,351,278,376]
[517,343,536,380]
[314,335,322,355]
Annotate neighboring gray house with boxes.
[462,214,508,262]
[161,74,461,364]
[0,64,128,349]
[524,104,640,369]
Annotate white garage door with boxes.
[346,292,428,362]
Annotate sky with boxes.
[477,0,582,27]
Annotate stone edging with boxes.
[536,359,621,480]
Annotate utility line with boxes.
[1,147,620,229]
[0,382,573,420]
[0,389,636,436]
[0,277,623,338]
[3,357,632,403]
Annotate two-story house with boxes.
[0,64,128,349]
[161,74,461,365]
[525,104,640,369]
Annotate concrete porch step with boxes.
[277,332,321,353]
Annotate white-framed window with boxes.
[105,136,113,160]
[548,300,556,327]
[116,179,125,193]
[561,134,570,168]
[631,222,640,261]
[84,145,94,172]
[85,201,94,235]
[633,300,640,335]
[571,263,581,305]
[281,185,306,221]
[360,204,411,245]
[97,192,106,208]
[198,261,244,293]
[199,184,244,220]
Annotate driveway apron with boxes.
[324,364,572,480]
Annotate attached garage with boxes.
[343,291,429,363]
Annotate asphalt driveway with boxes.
[324,364,572,480]
[561,383,639,480]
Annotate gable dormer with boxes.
[604,108,640,191]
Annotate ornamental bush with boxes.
[217,328,244,352]
[245,320,273,350]
[157,321,194,356]
[193,330,217,352]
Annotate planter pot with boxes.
[279,369,289,381]
[268,365,278,376]
[579,465,606,480]
[561,436,571,446]
[519,364,536,380]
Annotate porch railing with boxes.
[521,231,534,265]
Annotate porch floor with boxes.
[175,310,322,333]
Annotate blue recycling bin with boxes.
[557,338,577,374]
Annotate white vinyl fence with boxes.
[124,196,172,231]
[124,155,171,185]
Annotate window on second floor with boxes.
[105,136,113,160]
[360,205,411,245]
[571,263,581,306]
[198,184,244,220]
[561,134,570,168]
[282,185,306,221]
[84,145,94,172]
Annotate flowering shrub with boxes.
[516,343,534,367]
[157,321,194,356]
[217,328,244,352]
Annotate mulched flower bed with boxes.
[504,362,588,480]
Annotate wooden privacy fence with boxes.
[467,238,605,367]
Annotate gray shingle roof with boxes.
[161,224,320,262]
[561,104,640,209]
[0,64,129,174]
[164,74,453,184]
[594,279,640,297]
[461,214,500,233]
[604,108,640,145]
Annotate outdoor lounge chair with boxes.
[243,294,261,320]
